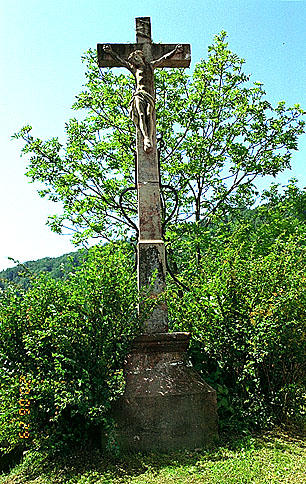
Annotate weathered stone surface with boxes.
[97,43,191,68]
[98,17,188,330]
[111,333,218,452]
[98,18,218,452]
[138,184,162,240]
[136,131,159,182]
[138,242,168,333]
[138,242,166,288]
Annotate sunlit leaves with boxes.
[0,244,139,452]
[13,34,305,249]
[167,186,306,428]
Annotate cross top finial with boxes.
[135,17,152,44]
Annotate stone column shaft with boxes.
[136,114,168,333]
[135,18,168,333]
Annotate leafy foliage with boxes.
[13,33,305,252]
[0,244,139,454]
[168,183,306,429]
[1,185,304,460]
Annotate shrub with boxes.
[168,224,305,430]
[0,243,139,455]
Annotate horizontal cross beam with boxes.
[97,43,191,68]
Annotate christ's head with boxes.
[128,50,145,67]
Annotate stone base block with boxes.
[110,332,218,452]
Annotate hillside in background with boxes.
[0,249,87,291]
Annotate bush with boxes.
[1,183,304,458]
[0,243,139,455]
[168,222,305,430]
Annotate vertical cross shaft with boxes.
[135,16,152,44]
[135,17,168,333]
[97,17,191,334]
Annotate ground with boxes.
[0,430,305,484]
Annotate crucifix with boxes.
[97,19,217,451]
[97,17,191,334]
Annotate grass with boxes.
[0,430,305,483]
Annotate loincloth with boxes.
[129,89,155,126]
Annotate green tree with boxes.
[167,178,306,271]
[14,32,305,256]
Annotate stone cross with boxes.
[97,17,191,333]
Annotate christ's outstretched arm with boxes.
[102,45,133,72]
[151,44,184,68]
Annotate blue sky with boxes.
[0,0,305,270]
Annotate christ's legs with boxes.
[146,103,154,147]
[135,98,153,153]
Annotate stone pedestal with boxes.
[111,332,218,452]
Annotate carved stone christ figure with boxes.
[103,44,183,152]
